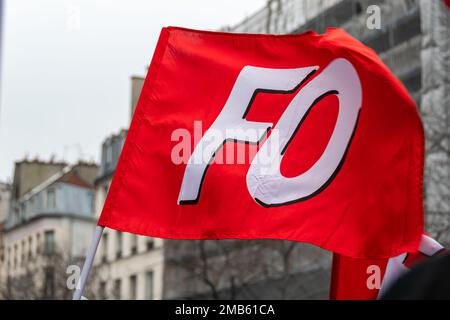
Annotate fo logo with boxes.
[178,58,362,207]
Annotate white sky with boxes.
[0,0,266,181]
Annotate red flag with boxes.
[99,27,424,259]
[329,253,388,300]
[330,235,448,299]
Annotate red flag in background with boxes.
[98,27,424,259]
[330,235,448,299]
[329,253,388,300]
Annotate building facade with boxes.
[130,75,145,120]
[0,161,98,299]
[162,0,450,300]
[0,182,10,225]
[0,181,11,282]
[92,76,164,300]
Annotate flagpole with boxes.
[73,226,104,300]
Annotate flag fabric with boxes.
[330,235,448,299]
[329,253,388,300]
[98,27,424,259]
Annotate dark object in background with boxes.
[381,253,450,300]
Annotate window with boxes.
[20,203,26,221]
[354,1,363,15]
[87,191,94,213]
[21,240,26,265]
[13,244,17,269]
[44,230,55,255]
[28,237,33,259]
[99,281,107,300]
[101,233,108,263]
[29,196,35,213]
[47,188,56,209]
[113,279,121,300]
[106,144,113,166]
[7,247,11,269]
[145,271,154,300]
[36,233,41,254]
[129,275,137,300]
[43,267,55,299]
[146,238,154,251]
[131,235,138,255]
[116,232,122,259]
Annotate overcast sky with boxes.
[0,0,266,181]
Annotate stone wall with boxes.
[420,0,450,244]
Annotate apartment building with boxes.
[0,161,98,299]
[0,182,10,224]
[0,181,11,282]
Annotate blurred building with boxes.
[0,181,11,280]
[0,159,66,288]
[163,0,450,300]
[9,159,66,202]
[130,75,144,120]
[0,160,98,299]
[0,181,10,225]
[92,75,164,300]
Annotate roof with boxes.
[56,171,93,189]
[102,128,128,145]
[20,165,94,201]
[15,157,67,166]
